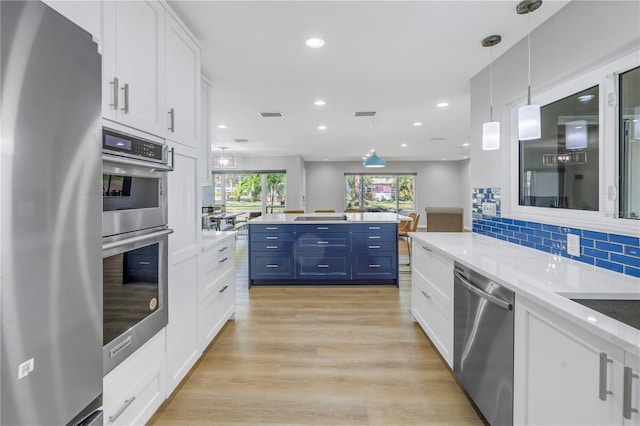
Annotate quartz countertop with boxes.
[248,212,407,224]
[201,230,236,249]
[409,232,640,353]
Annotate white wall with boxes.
[470,1,640,221]
[305,160,469,227]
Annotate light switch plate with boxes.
[482,202,497,217]
[567,234,581,257]
[18,358,34,379]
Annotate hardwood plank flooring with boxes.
[149,237,484,425]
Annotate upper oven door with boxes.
[102,157,168,237]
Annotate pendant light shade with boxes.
[481,34,502,150]
[363,151,386,168]
[483,121,501,150]
[518,103,541,140]
[213,147,236,168]
[517,0,542,141]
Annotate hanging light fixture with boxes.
[212,147,236,168]
[363,150,386,168]
[482,34,502,150]
[517,0,542,141]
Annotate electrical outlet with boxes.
[482,202,497,216]
[567,234,581,257]
[18,358,34,379]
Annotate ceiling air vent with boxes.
[258,112,284,118]
[429,137,446,141]
[354,111,376,117]
[234,138,249,143]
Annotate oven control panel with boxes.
[103,129,165,163]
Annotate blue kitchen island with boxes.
[248,212,405,287]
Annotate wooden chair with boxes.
[399,212,420,264]
[283,209,304,214]
[314,209,335,213]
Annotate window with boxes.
[519,86,599,211]
[619,66,640,220]
[210,172,286,214]
[345,173,415,213]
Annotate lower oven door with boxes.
[102,227,172,375]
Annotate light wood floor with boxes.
[149,237,484,425]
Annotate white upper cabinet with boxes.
[165,13,201,148]
[199,78,212,185]
[102,0,166,136]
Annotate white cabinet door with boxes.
[199,78,212,186]
[166,143,200,394]
[165,14,200,147]
[625,352,640,426]
[102,0,165,136]
[514,296,624,426]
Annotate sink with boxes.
[570,299,640,331]
[294,215,347,221]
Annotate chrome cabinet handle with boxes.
[139,261,150,265]
[218,246,228,252]
[266,226,278,230]
[369,264,381,268]
[110,77,119,109]
[317,241,329,244]
[317,264,329,268]
[266,236,278,240]
[421,290,431,299]
[108,396,135,423]
[266,245,278,249]
[599,352,613,401]
[368,245,380,249]
[369,226,380,230]
[266,264,278,268]
[120,83,129,113]
[624,366,639,419]
[168,108,175,132]
[369,236,381,239]
[219,285,228,293]
[317,226,329,230]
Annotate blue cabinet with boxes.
[248,222,398,286]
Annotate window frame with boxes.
[344,172,417,213]
[509,50,639,236]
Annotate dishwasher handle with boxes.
[454,272,513,311]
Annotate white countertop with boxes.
[201,230,236,249]
[409,232,640,353]
[248,212,407,224]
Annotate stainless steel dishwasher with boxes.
[453,262,515,426]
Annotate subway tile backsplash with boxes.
[472,188,640,278]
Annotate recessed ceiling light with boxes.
[462,142,470,147]
[324,158,328,161]
[318,125,327,130]
[305,37,324,48]
[413,122,423,126]
[401,143,407,147]
[314,100,326,106]
[437,102,449,108]
[442,158,446,161]
[218,124,227,129]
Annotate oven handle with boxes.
[103,153,173,172]
[102,229,173,252]
[454,272,513,311]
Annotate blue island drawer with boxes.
[351,223,397,233]
[251,254,294,279]
[296,255,350,278]
[351,232,397,243]
[249,224,294,233]
[250,232,295,243]
[296,234,350,250]
[250,241,294,252]
[295,223,350,233]
[352,240,397,252]
[353,253,396,278]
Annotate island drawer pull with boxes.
[317,226,329,230]
[266,226,278,230]
[138,261,150,265]
[369,226,380,230]
[369,264,381,268]
[599,352,613,401]
[109,396,136,423]
[317,241,329,244]
[368,245,381,249]
[317,264,329,268]
[368,236,381,239]
[266,236,278,240]
[623,366,639,419]
[266,264,279,268]
[266,245,279,249]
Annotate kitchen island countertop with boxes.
[248,212,408,224]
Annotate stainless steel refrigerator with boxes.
[1,1,103,425]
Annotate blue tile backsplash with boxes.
[472,188,640,278]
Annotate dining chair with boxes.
[344,209,364,213]
[399,212,420,264]
[283,209,305,214]
[314,209,335,213]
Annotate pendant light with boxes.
[517,0,542,141]
[213,147,236,168]
[363,150,386,168]
[482,34,502,150]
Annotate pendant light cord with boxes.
[527,11,532,105]
[489,46,494,121]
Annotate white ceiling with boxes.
[168,0,570,163]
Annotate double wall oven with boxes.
[102,127,173,375]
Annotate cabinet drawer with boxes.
[250,232,295,243]
[353,253,396,278]
[351,232,397,243]
[250,241,293,252]
[351,223,397,233]
[412,244,453,302]
[352,241,397,252]
[250,224,294,233]
[412,269,453,367]
[295,223,350,233]
[201,238,235,274]
[297,255,350,278]
[200,269,235,348]
[296,234,350,250]
[104,355,166,426]
[251,254,294,279]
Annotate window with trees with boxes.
[211,172,286,214]
[345,173,415,213]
